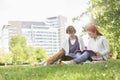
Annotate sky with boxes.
[0,0,90,29]
[0,0,91,48]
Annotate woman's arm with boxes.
[95,36,110,56]
[88,36,110,57]
[100,36,110,56]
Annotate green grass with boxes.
[0,59,120,80]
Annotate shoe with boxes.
[31,61,47,66]
[39,61,47,66]
[61,60,74,64]
[31,62,39,66]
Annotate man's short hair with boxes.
[66,25,76,34]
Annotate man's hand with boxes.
[94,51,101,57]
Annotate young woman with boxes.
[32,25,85,66]
[62,24,110,64]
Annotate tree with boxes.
[9,35,28,64]
[73,0,120,59]
[9,35,26,49]
[9,35,47,64]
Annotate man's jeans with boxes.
[67,51,96,63]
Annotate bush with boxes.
[28,47,48,63]
[0,53,12,65]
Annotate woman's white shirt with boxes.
[88,36,110,59]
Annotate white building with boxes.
[1,16,67,54]
[1,25,10,53]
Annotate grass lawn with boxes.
[0,59,120,80]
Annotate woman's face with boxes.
[87,31,96,38]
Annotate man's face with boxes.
[68,32,75,38]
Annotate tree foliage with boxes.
[9,35,47,64]
[9,35,27,63]
[9,35,26,49]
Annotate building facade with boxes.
[1,16,67,54]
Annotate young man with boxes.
[32,25,85,66]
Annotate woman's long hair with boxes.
[86,24,103,36]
